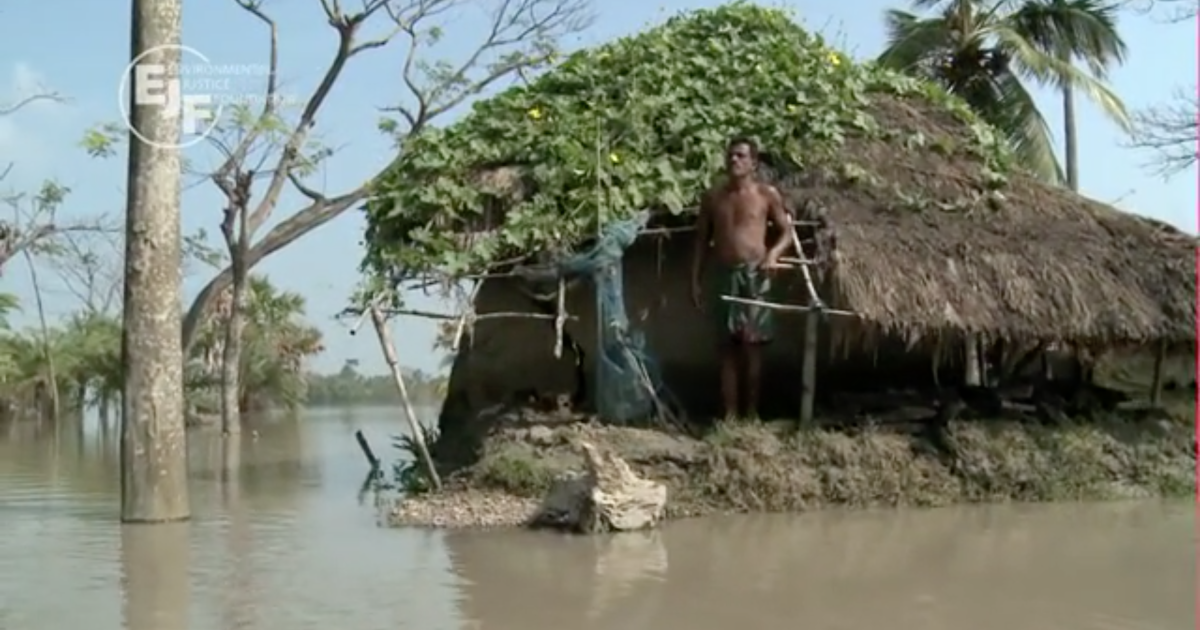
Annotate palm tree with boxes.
[191,274,324,414]
[878,0,1129,184]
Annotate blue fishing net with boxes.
[518,211,669,423]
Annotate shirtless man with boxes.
[691,137,793,421]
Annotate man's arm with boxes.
[764,185,792,265]
[692,192,712,286]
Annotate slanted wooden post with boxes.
[369,305,442,492]
[1150,340,1167,406]
[799,304,819,426]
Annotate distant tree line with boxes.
[305,359,448,408]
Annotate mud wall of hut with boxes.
[438,236,990,433]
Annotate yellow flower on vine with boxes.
[609,152,620,164]
[827,52,841,66]
[786,104,798,113]
[527,107,543,120]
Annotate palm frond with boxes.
[990,70,1065,182]
[1010,0,1126,75]
[878,10,955,70]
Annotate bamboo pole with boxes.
[789,222,822,426]
[450,281,482,353]
[799,302,819,427]
[964,335,981,386]
[719,295,858,317]
[369,305,442,492]
[1150,340,1166,406]
[554,276,567,358]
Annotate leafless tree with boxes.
[1129,87,1197,178]
[44,229,124,316]
[132,0,590,433]
[1124,1,1197,178]
[0,92,83,269]
[1125,0,1198,21]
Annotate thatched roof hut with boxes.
[784,93,1196,346]
[363,4,1195,424]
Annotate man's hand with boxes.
[760,253,782,271]
[691,279,704,312]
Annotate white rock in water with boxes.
[531,440,667,533]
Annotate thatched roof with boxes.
[366,4,1194,346]
[466,96,1196,345]
[785,95,1196,345]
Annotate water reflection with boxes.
[121,522,190,630]
[0,409,1191,630]
[0,408,465,630]
[445,502,1193,630]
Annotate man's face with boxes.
[725,143,756,177]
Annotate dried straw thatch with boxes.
[458,103,1194,349]
[785,94,1195,346]
[468,96,1195,347]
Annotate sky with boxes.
[0,0,1194,375]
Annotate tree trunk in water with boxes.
[219,274,246,434]
[23,250,59,420]
[120,0,190,523]
[219,210,250,435]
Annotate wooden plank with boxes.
[719,295,858,317]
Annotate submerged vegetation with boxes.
[365,2,1016,284]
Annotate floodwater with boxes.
[0,408,1193,630]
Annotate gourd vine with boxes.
[361,1,1015,296]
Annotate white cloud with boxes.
[12,62,47,97]
[2,62,63,113]
[0,62,69,173]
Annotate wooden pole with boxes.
[964,334,981,386]
[369,306,442,491]
[354,429,380,471]
[789,220,822,427]
[977,334,989,386]
[799,305,819,427]
[1150,340,1167,406]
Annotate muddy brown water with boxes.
[0,408,1192,630]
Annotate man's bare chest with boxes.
[711,192,769,224]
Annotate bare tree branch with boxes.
[1124,0,1198,22]
[228,0,399,237]
[382,0,592,125]
[82,0,592,354]
[44,228,124,315]
[180,190,363,347]
[0,91,68,187]
[0,182,118,273]
[1129,87,1197,178]
[0,92,65,116]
